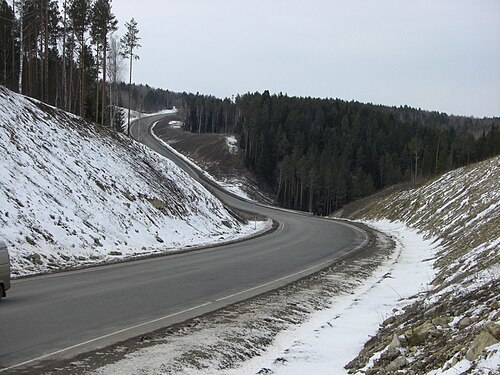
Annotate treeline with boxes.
[387,106,500,139]
[0,0,138,130]
[179,92,239,134]
[115,82,183,113]
[181,91,500,214]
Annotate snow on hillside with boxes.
[341,157,500,373]
[0,86,268,277]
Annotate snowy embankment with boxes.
[0,86,268,277]
[342,158,500,373]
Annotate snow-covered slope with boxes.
[0,86,264,277]
[342,156,500,373]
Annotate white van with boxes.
[0,239,11,301]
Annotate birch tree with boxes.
[107,33,123,130]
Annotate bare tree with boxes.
[107,33,123,130]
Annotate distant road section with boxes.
[0,114,369,373]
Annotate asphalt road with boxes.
[0,114,369,372]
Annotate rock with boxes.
[458,317,472,330]
[27,252,43,265]
[257,368,273,374]
[407,321,437,346]
[399,335,409,348]
[380,347,401,362]
[25,236,36,246]
[484,322,500,339]
[432,316,450,327]
[424,306,438,318]
[388,334,402,349]
[383,316,397,326]
[386,355,408,372]
[465,323,500,361]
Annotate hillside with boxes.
[339,156,499,373]
[0,86,265,277]
[152,118,275,203]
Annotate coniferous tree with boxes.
[69,0,91,117]
[120,17,140,136]
[0,0,16,87]
[91,0,117,126]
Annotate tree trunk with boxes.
[435,137,440,173]
[95,45,99,122]
[68,30,75,112]
[18,0,24,94]
[62,0,67,110]
[11,0,16,89]
[101,39,107,126]
[43,0,49,102]
[127,51,132,136]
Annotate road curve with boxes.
[0,114,369,373]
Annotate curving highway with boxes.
[0,114,369,373]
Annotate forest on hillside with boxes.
[180,91,500,214]
[0,0,142,129]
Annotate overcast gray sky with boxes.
[113,0,500,118]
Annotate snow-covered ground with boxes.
[225,135,238,154]
[5,82,495,373]
[151,121,254,201]
[0,86,270,277]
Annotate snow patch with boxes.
[225,135,238,154]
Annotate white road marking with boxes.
[215,227,369,303]
[0,301,212,373]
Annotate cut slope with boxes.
[341,156,499,373]
[0,86,262,277]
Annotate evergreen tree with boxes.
[69,0,91,117]
[91,0,117,126]
[120,17,140,136]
